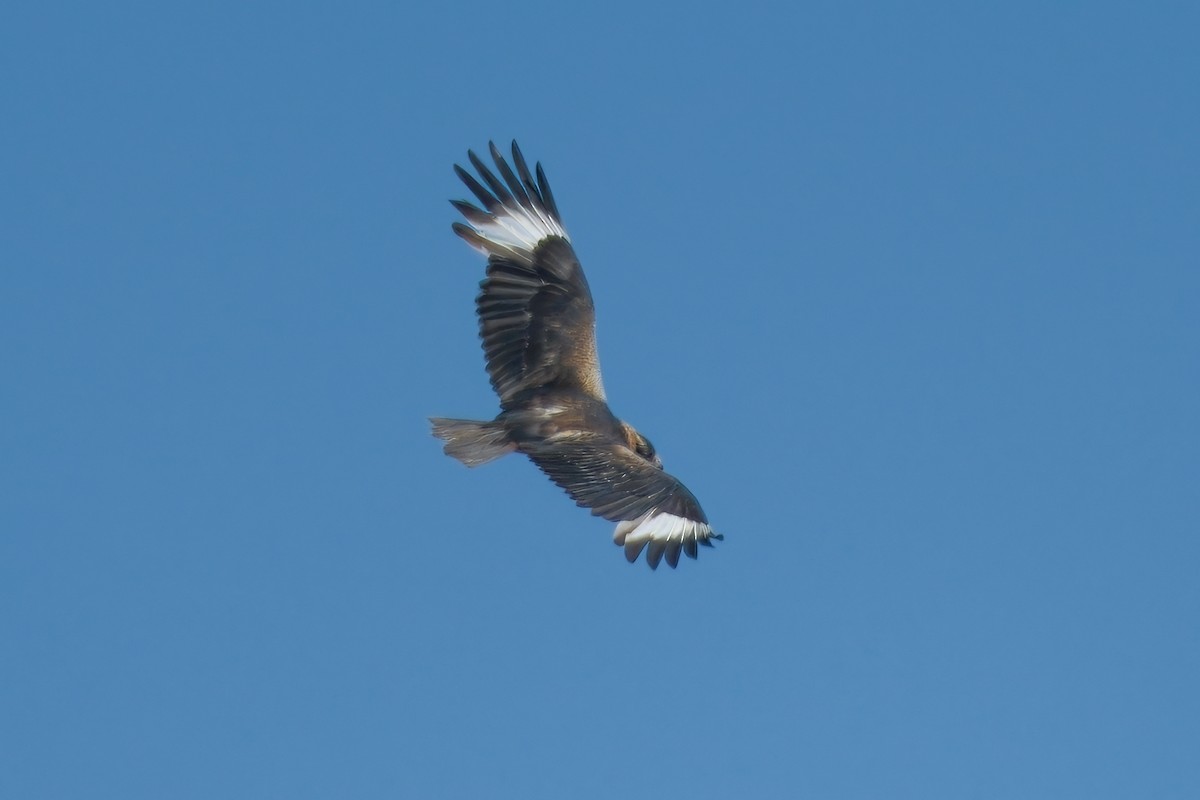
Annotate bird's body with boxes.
[431,142,721,569]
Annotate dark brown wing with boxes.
[522,439,722,569]
[479,238,605,406]
[450,142,606,407]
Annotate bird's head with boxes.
[620,421,663,469]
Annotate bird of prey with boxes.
[430,141,722,569]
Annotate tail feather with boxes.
[429,417,514,467]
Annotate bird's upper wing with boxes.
[522,439,723,569]
[451,142,606,407]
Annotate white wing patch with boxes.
[613,511,720,570]
[460,196,570,261]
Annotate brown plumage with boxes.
[430,141,722,569]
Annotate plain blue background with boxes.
[3,2,1197,797]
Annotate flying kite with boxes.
[430,142,722,569]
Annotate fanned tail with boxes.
[429,417,514,467]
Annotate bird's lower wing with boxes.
[524,441,722,569]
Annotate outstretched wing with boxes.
[523,440,723,570]
[451,142,606,407]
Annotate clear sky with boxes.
[3,2,1198,798]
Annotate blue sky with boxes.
[3,1,1198,797]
